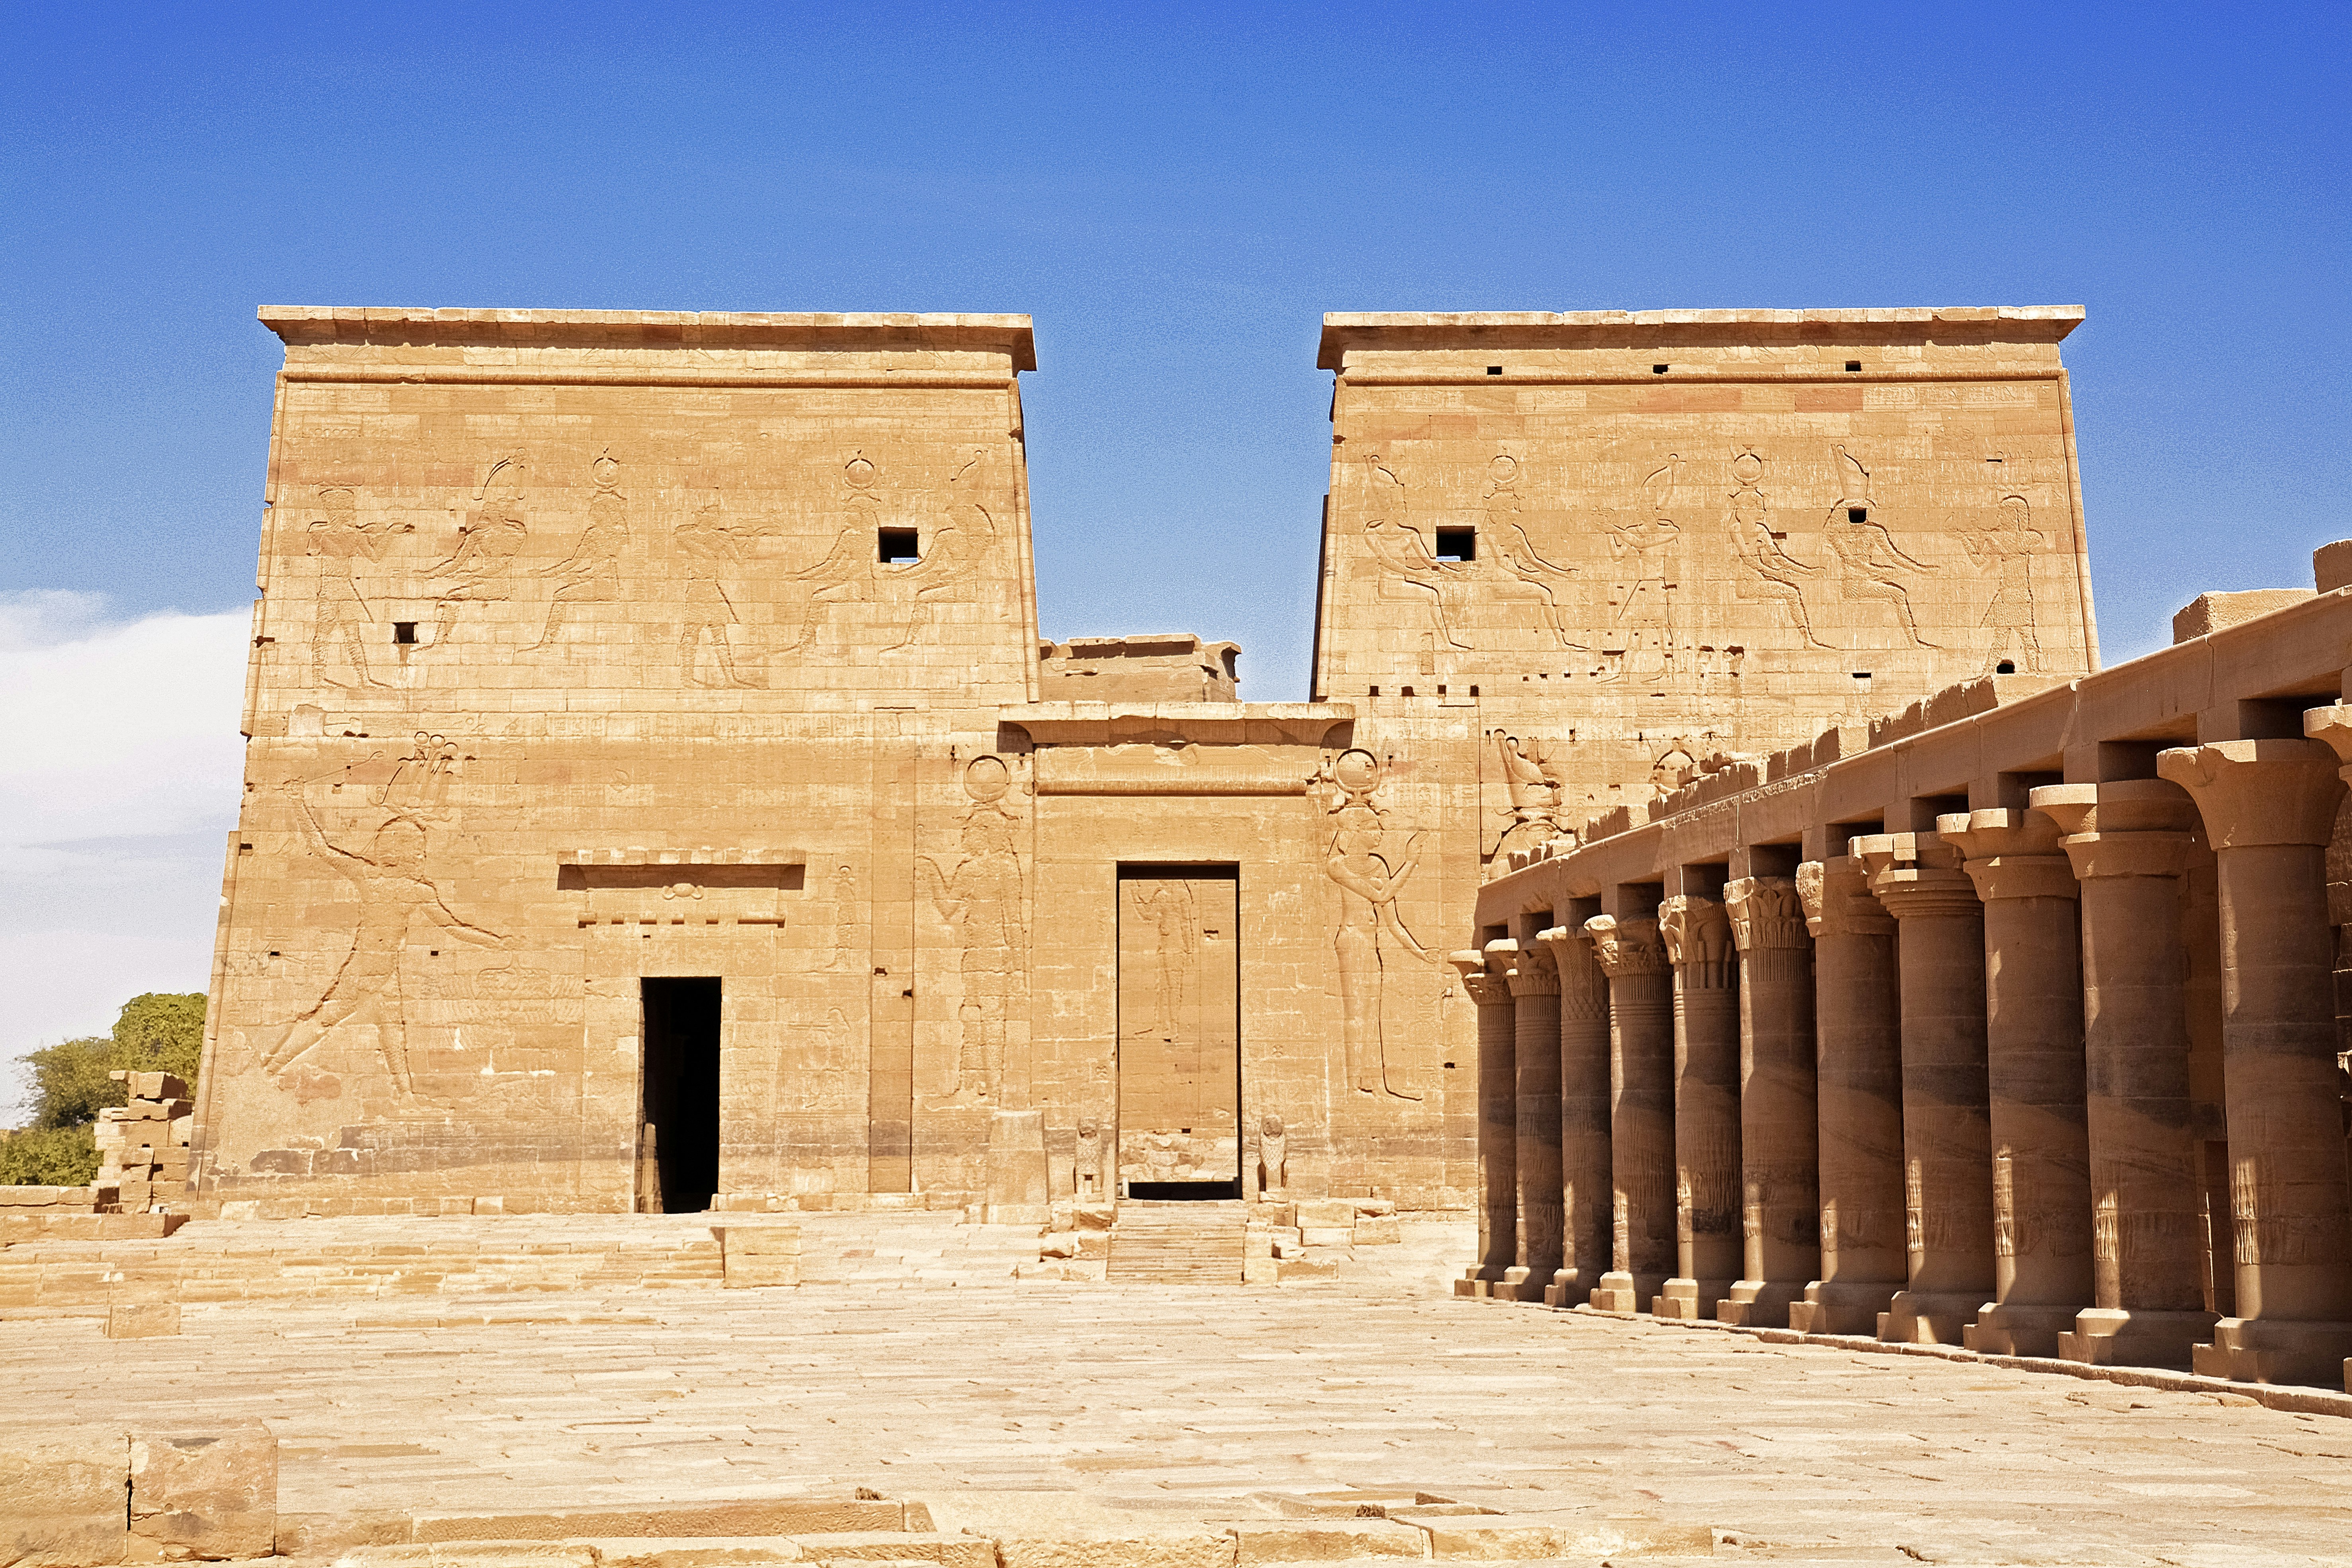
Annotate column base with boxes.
[1542,1267,1602,1308]
[2189,1317,2352,1388]
[1878,1289,1983,1346]
[1787,1278,1901,1336]
[1452,1263,1507,1299]
[1962,1300,2085,1358]
[1716,1279,1805,1327]
[1652,1276,1734,1320]
[1492,1265,1552,1303]
[1589,1270,1667,1313]
[2054,1306,2217,1372]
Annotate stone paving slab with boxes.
[3,1219,2348,1565]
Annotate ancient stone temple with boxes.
[192,305,2099,1223]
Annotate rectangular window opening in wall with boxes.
[1845,360,1862,372]
[1368,684,1380,697]
[392,621,417,645]
[1401,685,1415,697]
[1434,526,1475,562]
[1848,507,1869,524]
[1485,365,1503,375]
[878,527,919,564]
[1652,363,1669,374]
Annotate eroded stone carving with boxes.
[1966,494,2045,673]
[528,452,628,652]
[920,754,1028,1105]
[306,486,392,687]
[1825,446,1939,648]
[426,455,528,648]
[1322,747,1433,1101]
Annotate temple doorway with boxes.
[1116,866,1241,1199]
[639,977,722,1213]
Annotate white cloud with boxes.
[0,594,250,1122]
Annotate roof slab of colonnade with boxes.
[1478,577,2352,912]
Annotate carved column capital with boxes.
[1938,808,2078,903]
[1797,855,1895,938]
[2029,781,2202,882]
[2157,739,2344,849]
[1582,914,1666,978]
[1535,923,1608,1017]
[1854,831,1981,920]
[1657,895,1733,988]
[1505,938,1560,998]
[2305,703,2352,783]
[1724,875,1809,952]
[1449,949,1512,1008]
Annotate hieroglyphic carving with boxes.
[306,487,391,687]
[919,754,1026,1104]
[1256,1113,1288,1197]
[1724,451,1831,650]
[1966,494,2045,673]
[1320,746,1433,1100]
[1825,446,1939,648]
[884,447,998,653]
[1601,455,1684,679]
[823,863,859,971]
[1128,879,1199,1041]
[675,499,790,687]
[527,452,627,651]
[262,780,509,1098]
[1360,453,1470,650]
[426,456,527,648]
[1486,728,1568,863]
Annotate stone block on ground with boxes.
[788,1533,992,1568]
[128,1424,277,1561]
[108,1302,182,1339]
[1226,1520,1427,1562]
[1399,1515,1563,1560]
[333,1547,601,1568]
[411,1500,909,1541]
[0,1429,128,1568]
[713,1224,801,1288]
[1289,1200,1354,1230]
[1353,1215,1401,1244]
[588,1541,814,1568]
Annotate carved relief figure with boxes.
[824,863,859,971]
[1257,1113,1288,1197]
[1360,454,1470,651]
[1130,878,1199,1041]
[426,456,528,648]
[1321,747,1432,1101]
[262,781,509,1098]
[1488,729,1567,864]
[884,447,997,653]
[1965,494,2045,673]
[675,500,789,687]
[1603,455,1684,676]
[919,754,1026,1103]
[1825,446,1939,648]
[305,487,391,687]
[1724,450,1831,650]
[1483,453,1585,650]
[1074,1117,1105,1199]
[527,452,628,650]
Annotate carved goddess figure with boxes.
[1322,748,1431,1101]
[263,782,508,1098]
[919,755,1025,1103]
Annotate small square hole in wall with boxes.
[878,527,919,563]
[1652,363,1669,374]
[1486,365,1503,375]
[392,621,417,645]
[1368,685,1380,697]
[1401,685,1415,697]
[1848,507,1869,523]
[1996,660,2017,674]
[1434,526,1476,562]
[1845,360,1862,372]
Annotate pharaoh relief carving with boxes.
[259,776,511,1101]
[1483,451,1585,649]
[527,451,628,652]
[1318,747,1436,1101]
[305,487,394,687]
[1966,492,2045,673]
[919,754,1029,1106]
[1824,446,1940,649]
[425,455,528,648]
[1486,728,1570,864]
[1359,453,1471,651]
[1601,455,1686,680]
[770,447,1001,657]
[1724,451,1831,651]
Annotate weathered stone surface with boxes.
[127,1425,275,1561]
[0,1430,127,1568]
[1226,1521,1427,1562]
[411,1502,910,1542]
[107,1303,180,1339]
[992,1534,1235,1568]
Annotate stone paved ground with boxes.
[6,1216,2350,1566]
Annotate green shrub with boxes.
[0,1124,100,1187]
[11,992,206,1153]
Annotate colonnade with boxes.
[1456,731,2352,1391]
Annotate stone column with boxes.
[1935,808,2095,1358]
[1790,855,1907,1334]
[1539,922,1613,1308]
[1586,914,1674,1312]
[1655,895,1741,1320]
[1500,939,1563,1302]
[1450,943,1517,1299]
[1720,875,1819,1326]
[1857,831,1995,1345]
[2157,733,2352,1385]
[2030,779,2217,1369]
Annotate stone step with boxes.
[1106,1202,1244,1283]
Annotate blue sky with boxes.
[0,1,2345,1090]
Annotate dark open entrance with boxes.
[640,977,722,1213]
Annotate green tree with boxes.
[16,992,206,1130]
[0,1125,99,1186]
